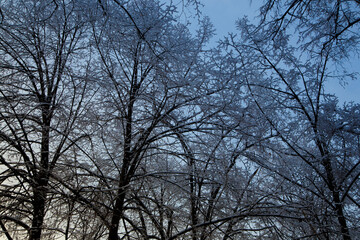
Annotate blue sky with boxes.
[200,0,359,103]
[202,0,261,42]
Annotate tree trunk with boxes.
[323,156,351,240]
[108,184,127,240]
[29,107,51,240]
[29,181,48,240]
[333,191,351,240]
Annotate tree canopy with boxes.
[0,0,359,239]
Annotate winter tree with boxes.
[224,0,360,238]
[1,0,359,239]
[0,0,96,239]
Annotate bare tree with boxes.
[3,1,358,239]
[259,0,360,59]
[226,16,360,238]
[0,0,95,239]
[87,1,219,239]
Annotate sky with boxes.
[201,0,261,42]
[199,0,360,104]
